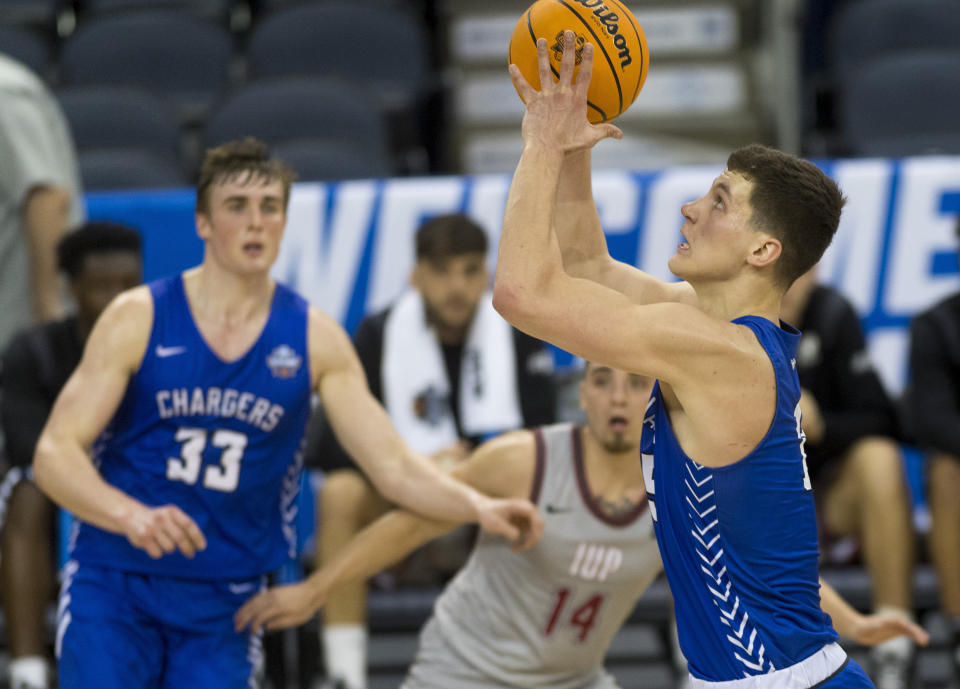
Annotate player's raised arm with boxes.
[235,430,536,632]
[495,34,750,386]
[497,33,618,310]
[554,149,696,307]
[32,288,207,559]
[310,308,543,546]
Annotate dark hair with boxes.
[415,214,488,261]
[195,137,297,215]
[57,221,142,279]
[726,144,845,287]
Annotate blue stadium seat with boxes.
[828,0,960,77]
[60,10,233,123]
[839,51,960,156]
[77,148,187,191]
[56,86,182,164]
[0,26,49,77]
[0,0,60,27]
[247,2,429,109]
[203,77,394,176]
[252,0,417,16]
[272,138,393,182]
[75,0,229,12]
[74,0,234,21]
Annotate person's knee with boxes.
[845,437,907,501]
[320,470,378,525]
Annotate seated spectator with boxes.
[308,214,556,689]
[906,214,960,687]
[0,221,142,689]
[781,268,917,689]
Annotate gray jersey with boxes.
[403,423,662,689]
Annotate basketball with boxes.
[508,0,649,123]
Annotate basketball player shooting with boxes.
[492,31,926,687]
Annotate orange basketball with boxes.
[508,0,649,123]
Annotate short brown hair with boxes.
[195,137,297,215]
[727,144,845,288]
[415,214,488,262]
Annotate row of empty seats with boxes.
[56,78,401,190]
[803,0,960,157]
[2,2,430,103]
[0,0,411,25]
[1,0,442,189]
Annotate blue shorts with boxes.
[817,658,874,688]
[57,560,264,689]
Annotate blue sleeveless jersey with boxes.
[71,275,312,579]
[640,316,836,680]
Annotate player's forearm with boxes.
[329,391,487,524]
[385,449,491,525]
[494,144,565,324]
[23,186,70,322]
[819,577,861,639]
[318,510,455,596]
[32,433,144,535]
[554,150,609,278]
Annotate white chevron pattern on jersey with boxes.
[280,436,306,560]
[684,458,775,676]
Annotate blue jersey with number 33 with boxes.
[640,316,837,681]
[70,274,312,579]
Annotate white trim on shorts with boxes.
[689,643,847,689]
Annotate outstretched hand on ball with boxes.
[509,30,622,153]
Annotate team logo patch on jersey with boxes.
[266,345,302,378]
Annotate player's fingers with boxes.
[152,525,178,555]
[234,598,258,631]
[900,619,930,646]
[171,509,207,552]
[558,30,576,85]
[577,42,595,93]
[248,608,275,635]
[528,510,545,545]
[160,515,197,559]
[235,593,271,632]
[592,123,623,144]
[142,537,163,559]
[509,64,538,102]
[494,514,521,542]
[512,511,544,552]
[536,37,552,91]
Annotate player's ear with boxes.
[195,211,212,240]
[748,235,781,269]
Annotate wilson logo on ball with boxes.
[568,0,635,68]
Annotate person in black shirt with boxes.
[309,214,556,689]
[0,221,142,689]
[781,268,916,689]
[906,215,960,686]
